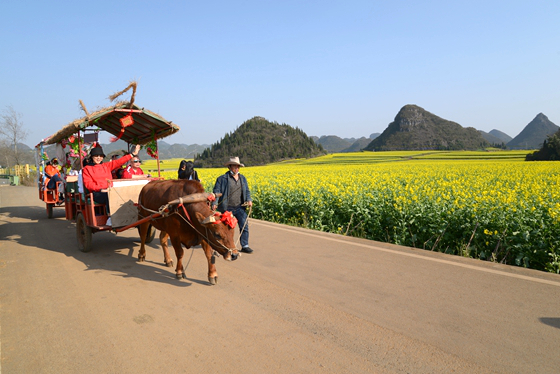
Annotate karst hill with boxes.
[194,116,326,167]
[364,105,489,151]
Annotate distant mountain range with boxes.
[9,140,211,168]
[9,105,559,168]
[479,129,512,145]
[310,134,380,153]
[100,140,210,160]
[313,107,557,153]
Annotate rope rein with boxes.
[174,205,236,255]
[137,199,236,256]
[234,203,252,248]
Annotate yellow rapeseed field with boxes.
[151,151,560,273]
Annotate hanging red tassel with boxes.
[111,113,135,142]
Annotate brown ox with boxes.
[137,179,239,285]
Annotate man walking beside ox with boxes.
[212,157,254,254]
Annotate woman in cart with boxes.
[82,144,141,225]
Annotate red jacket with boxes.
[82,155,132,192]
[122,165,144,179]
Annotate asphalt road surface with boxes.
[1,186,559,373]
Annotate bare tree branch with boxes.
[0,105,29,166]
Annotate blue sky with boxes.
[1,1,559,146]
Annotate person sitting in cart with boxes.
[178,160,200,181]
[122,157,146,179]
[82,144,140,222]
[45,157,65,203]
[110,154,125,179]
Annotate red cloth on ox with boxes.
[216,211,237,229]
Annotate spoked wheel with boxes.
[76,212,93,252]
[138,224,157,244]
[46,203,54,219]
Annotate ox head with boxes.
[195,210,239,261]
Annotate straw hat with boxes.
[225,156,244,167]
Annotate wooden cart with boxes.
[36,97,180,252]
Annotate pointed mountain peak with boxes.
[507,113,558,149]
[528,113,554,128]
[534,113,548,120]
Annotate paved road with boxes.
[1,186,559,373]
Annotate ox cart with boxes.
[35,93,179,252]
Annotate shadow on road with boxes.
[539,317,560,329]
[0,205,211,287]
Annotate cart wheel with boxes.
[139,224,157,244]
[46,203,54,219]
[76,213,93,252]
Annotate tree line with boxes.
[526,129,560,161]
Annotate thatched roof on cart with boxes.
[41,101,180,145]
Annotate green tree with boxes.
[526,130,560,161]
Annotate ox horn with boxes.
[201,212,221,224]
[167,193,213,206]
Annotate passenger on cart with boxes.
[78,157,94,194]
[178,160,200,181]
[122,156,146,179]
[45,157,65,204]
[82,144,140,225]
[110,154,125,179]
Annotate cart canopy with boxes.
[40,102,180,146]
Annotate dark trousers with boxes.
[229,206,249,248]
[46,174,62,189]
[93,191,110,214]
